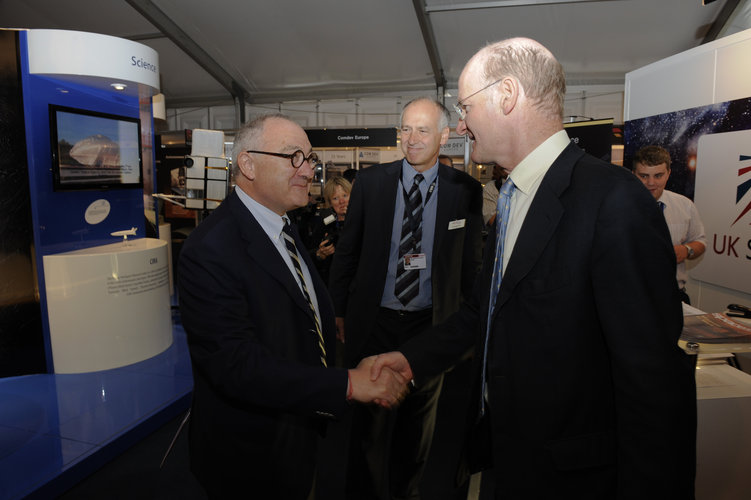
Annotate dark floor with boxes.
[56,359,476,500]
[59,412,206,500]
[0,316,193,500]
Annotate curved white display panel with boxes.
[43,238,172,373]
[26,29,160,96]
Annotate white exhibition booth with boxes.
[22,29,172,374]
[625,28,751,500]
[43,238,172,373]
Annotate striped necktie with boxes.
[480,178,515,416]
[282,220,327,367]
[395,173,424,306]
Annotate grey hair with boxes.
[230,113,289,177]
[399,97,450,131]
[479,38,566,120]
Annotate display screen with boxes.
[49,105,143,191]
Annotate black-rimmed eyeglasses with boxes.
[453,78,503,120]
[245,149,319,169]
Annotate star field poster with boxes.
[624,96,751,200]
[625,97,751,294]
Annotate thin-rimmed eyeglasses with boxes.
[453,78,503,120]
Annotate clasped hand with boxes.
[348,356,409,409]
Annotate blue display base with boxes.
[0,313,192,500]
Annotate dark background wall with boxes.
[0,30,45,377]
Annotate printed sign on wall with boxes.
[563,118,613,163]
[691,130,751,294]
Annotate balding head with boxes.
[456,37,566,169]
[471,37,566,122]
[232,114,315,215]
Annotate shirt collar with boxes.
[508,130,570,195]
[235,185,286,241]
[401,159,439,186]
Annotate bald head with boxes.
[455,37,566,170]
[470,37,566,122]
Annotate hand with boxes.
[673,244,688,264]
[316,239,335,260]
[349,356,408,408]
[335,317,345,343]
[370,351,414,383]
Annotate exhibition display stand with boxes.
[43,238,172,373]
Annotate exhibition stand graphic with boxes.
[0,29,190,500]
[16,29,170,373]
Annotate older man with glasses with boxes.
[178,114,408,499]
[373,38,697,499]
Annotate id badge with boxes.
[403,253,427,270]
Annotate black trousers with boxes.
[346,307,443,500]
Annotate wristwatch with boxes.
[684,244,694,258]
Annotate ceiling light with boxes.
[110,83,127,91]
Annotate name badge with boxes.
[323,214,336,225]
[448,219,466,230]
[403,253,427,270]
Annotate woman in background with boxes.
[310,176,351,285]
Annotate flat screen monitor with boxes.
[49,105,143,191]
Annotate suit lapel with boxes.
[292,221,336,326]
[380,161,401,239]
[433,165,458,253]
[227,192,314,319]
[493,143,584,314]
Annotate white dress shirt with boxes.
[235,186,322,320]
[657,189,707,288]
[502,130,571,274]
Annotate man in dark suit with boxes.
[372,38,697,499]
[178,114,407,499]
[329,98,483,499]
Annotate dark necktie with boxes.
[480,178,515,416]
[282,221,327,367]
[395,173,424,306]
[658,201,666,212]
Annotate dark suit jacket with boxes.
[329,160,483,366]
[401,143,697,499]
[178,190,349,499]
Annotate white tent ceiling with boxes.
[2,0,750,108]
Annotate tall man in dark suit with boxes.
[178,114,407,499]
[372,38,697,499]
[329,98,483,499]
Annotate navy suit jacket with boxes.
[401,143,697,498]
[329,160,483,366]
[178,190,348,498]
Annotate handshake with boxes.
[347,352,414,409]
